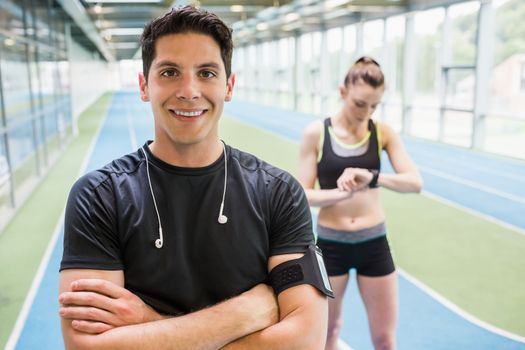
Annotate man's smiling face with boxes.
[139,32,234,148]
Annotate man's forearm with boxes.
[221,291,328,350]
[64,286,277,350]
[221,312,326,350]
[92,303,255,350]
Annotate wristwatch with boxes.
[368,169,379,188]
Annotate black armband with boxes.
[368,169,380,188]
[268,244,334,298]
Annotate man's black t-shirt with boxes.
[60,142,314,315]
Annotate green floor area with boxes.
[220,114,525,337]
[0,94,112,349]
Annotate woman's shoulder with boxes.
[304,118,326,136]
[374,119,400,148]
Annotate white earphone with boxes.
[141,141,228,249]
[217,140,228,225]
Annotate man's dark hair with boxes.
[140,6,233,81]
[344,56,384,88]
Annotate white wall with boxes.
[68,39,116,119]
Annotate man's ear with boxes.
[224,73,235,102]
[139,73,149,102]
[339,84,347,99]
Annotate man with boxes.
[59,6,329,350]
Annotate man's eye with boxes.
[200,70,216,78]
[161,70,176,77]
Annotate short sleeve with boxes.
[268,172,315,256]
[60,171,123,271]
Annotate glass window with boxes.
[343,24,356,63]
[444,1,479,115]
[412,8,445,141]
[0,39,32,125]
[485,0,525,159]
[363,20,384,62]
[0,137,11,210]
[449,1,479,66]
[383,15,405,131]
[521,62,525,92]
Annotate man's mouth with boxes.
[169,109,207,118]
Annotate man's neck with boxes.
[149,138,223,168]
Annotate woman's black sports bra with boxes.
[317,118,381,189]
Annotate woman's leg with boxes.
[325,274,350,350]
[357,272,398,350]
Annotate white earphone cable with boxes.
[142,141,228,249]
[141,147,164,248]
[218,140,228,224]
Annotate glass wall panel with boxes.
[247,44,258,101]
[298,32,313,113]
[276,37,294,109]
[0,39,36,177]
[8,121,35,176]
[39,51,58,144]
[261,41,273,105]
[343,25,356,64]
[440,2,479,148]
[0,136,10,211]
[486,0,525,159]
[412,8,445,140]
[363,20,384,62]
[325,28,342,113]
[383,15,405,131]
[232,46,244,100]
[442,110,473,147]
[411,107,440,140]
[449,1,479,66]
[0,0,95,220]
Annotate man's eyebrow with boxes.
[154,60,179,68]
[153,61,221,70]
[197,62,221,70]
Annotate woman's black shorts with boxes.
[317,225,395,277]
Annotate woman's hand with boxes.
[336,167,373,192]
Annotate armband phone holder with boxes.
[268,244,334,298]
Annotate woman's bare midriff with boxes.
[317,189,385,231]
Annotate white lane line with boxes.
[5,98,110,350]
[398,269,525,344]
[419,165,525,205]
[4,213,64,350]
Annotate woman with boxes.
[298,56,423,350]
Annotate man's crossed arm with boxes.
[59,253,328,350]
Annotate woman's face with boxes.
[339,80,384,123]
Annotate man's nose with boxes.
[175,75,201,100]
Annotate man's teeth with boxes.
[174,110,203,117]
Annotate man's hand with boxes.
[336,167,373,192]
[59,279,164,334]
[239,283,279,331]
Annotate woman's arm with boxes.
[379,123,423,193]
[298,121,352,207]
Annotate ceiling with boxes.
[61,0,467,61]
